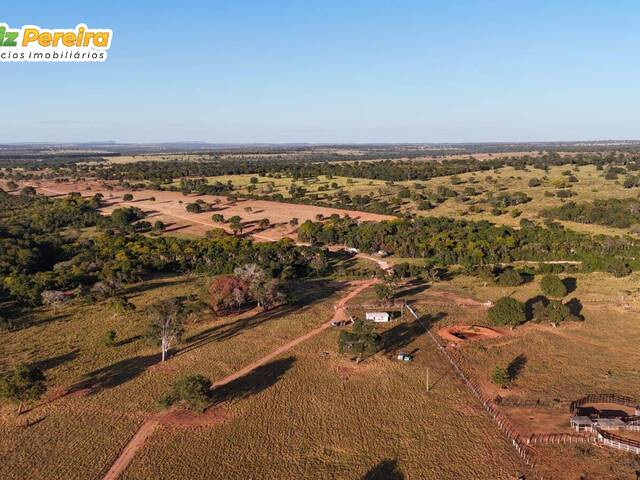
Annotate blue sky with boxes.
[3,1,640,143]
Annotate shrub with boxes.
[374,282,395,303]
[488,297,526,328]
[152,220,166,232]
[0,364,46,413]
[186,202,203,214]
[540,274,567,298]
[528,178,541,187]
[532,299,575,324]
[161,374,212,413]
[491,366,510,387]
[122,193,133,201]
[496,269,524,287]
[607,258,632,277]
[104,330,117,347]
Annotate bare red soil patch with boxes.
[157,405,229,427]
[438,324,504,344]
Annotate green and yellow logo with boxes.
[0,23,112,62]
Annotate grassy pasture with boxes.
[407,164,640,234]
[177,164,640,237]
[122,288,525,480]
[403,273,640,479]
[166,174,387,199]
[0,275,345,480]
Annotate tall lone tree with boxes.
[145,300,184,362]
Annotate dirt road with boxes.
[24,180,394,241]
[102,419,159,480]
[100,278,378,480]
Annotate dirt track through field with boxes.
[25,180,394,241]
[100,278,378,480]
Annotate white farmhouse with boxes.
[365,311,390,323]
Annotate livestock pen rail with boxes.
[527,432,594,446]
[406,305,539,476]
[570,393,640,415]
[596,428,640,454]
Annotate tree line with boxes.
[297,215,639,274]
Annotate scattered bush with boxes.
[104,330,117,347]
[540,274,567,298]
[488,297,526,328]
[491,366,510,387]
[161,374,212,413]
[607,258,632,277]
[496,269,524,287]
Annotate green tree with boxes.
[122,193,134,201]
[540,274,567,297]
[152,220,166,232]
[532,299,575,324]
[487,297,526,328]
[212,213,224,223]
[186,202,203,214]
[607,258,632,277]
[338,320,381,359]
[490,365,510,387]
[161,374,212,413]
[374,282,394,304]
[108,296,136,319]
[229,216,243,235]
[496,269,524,287]
[0,364,46,414]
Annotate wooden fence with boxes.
[412,306,539,473]
[570,393,640,414]
[528,432,594,446]
[596,428,640,454]
[496,396,568,410]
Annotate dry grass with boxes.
[0,276,344,480]
[122,301,524,480]
[406,164,640,235]
[403,273,640,479]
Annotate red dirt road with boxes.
[100,278,378,480]
[102,419,159,480]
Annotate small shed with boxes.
[570,416,593,432]
[366,311,390,323]
[594,418,627,430]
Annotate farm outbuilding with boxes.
[570,416,593,432]
[365,311,390,323]
[594,418,627,431]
